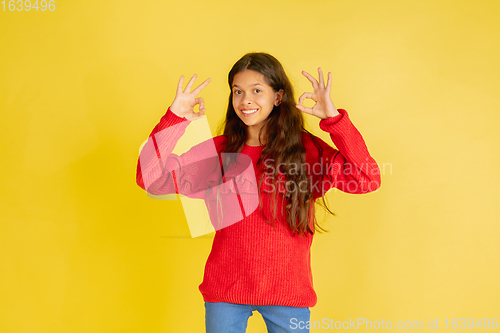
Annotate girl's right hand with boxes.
[170,74,211,120]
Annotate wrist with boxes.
[167,106,188,121]
[325,108,340,119]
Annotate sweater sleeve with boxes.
[135,107,252,200]
[307,108,381,198]
[135,107,191,197]
[136,107,225,199]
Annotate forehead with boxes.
[232,69,269,88]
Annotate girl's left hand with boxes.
[296,68,340,119]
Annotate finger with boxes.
[177,75,185,94]
[184,74,198,93]
[192,78,211,96]
[297,92,313,105]
[193,108,206,119]
[318,68,325,88]
[301,71,319,90]
[195,97,205,111]
[326,72,332,91]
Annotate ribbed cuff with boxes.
[318,108,346,129]
[165,106,189,125]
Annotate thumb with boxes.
[296,104,311,115]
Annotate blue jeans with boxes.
[205,301,311,333]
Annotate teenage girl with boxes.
[136,52,381,333]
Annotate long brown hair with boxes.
[218,52,334,236]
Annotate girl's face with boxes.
[232,69,283,131]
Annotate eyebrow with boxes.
[232,83,263,88]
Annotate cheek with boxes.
[262,96,274,108]
[232,94,240,105]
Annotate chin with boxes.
[240,117,262,127]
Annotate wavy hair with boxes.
[218,52,334,236]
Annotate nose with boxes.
[241,93,252,105]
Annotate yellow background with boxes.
[1,0,499,332]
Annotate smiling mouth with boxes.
[241,108,258,114]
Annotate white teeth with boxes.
[242,108,258,114]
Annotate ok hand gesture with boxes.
[296,68,339,120]
[170,74,211,120]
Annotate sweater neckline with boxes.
[244,143,265,149]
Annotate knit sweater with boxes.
[136,107,381,307]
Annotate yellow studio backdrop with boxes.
[1,0,499,332]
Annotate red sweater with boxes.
[136,107,381,307]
